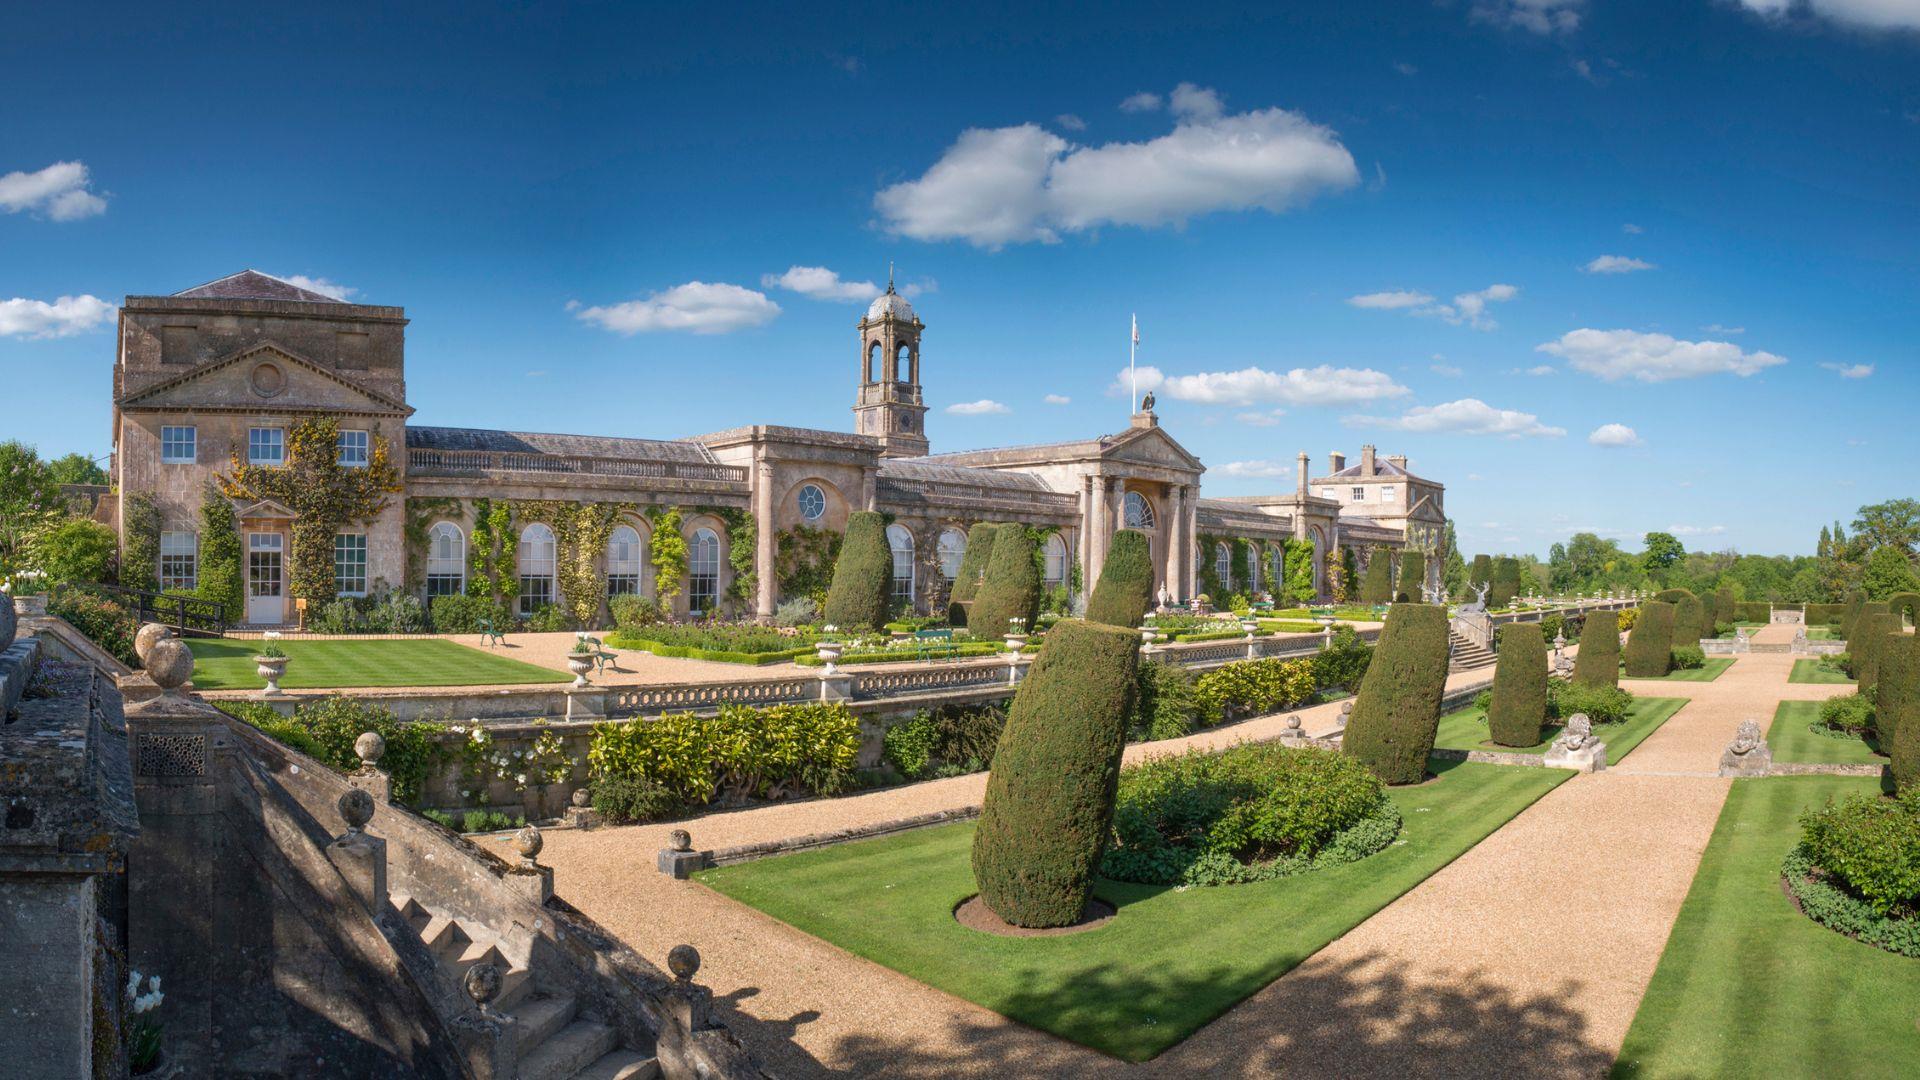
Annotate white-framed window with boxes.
[796,483,826,522]
[887,524,915,606]
[248,426,285,466]
[1215,542,1233,591]
[1270,545,1285,591]
[426,522,465,597]
[333,533,368,596]
[937,527,967,582]
[1379,485,1397,501]
[606,523,644,597]
[160,426,197,464]
[1123,491,1155,530]
[1042,533,1068,587]
[1351,487,1365,502]
[337,429,370,467]
[688,527,721,614]
[517,523,556,616]
[1245,544,1261,593]
[159,531,198,591]
[1320,487,1336,499]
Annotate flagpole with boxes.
[1129,312,1138,412]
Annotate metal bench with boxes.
[914,628,957,661]
[583,635,620,674]
[478,618,507,648]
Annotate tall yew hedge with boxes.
[1489,557,1521,609]
[1341,603,1450,785]
[1488,623,1547,747]
[1396,550,1426,603]
[947,522,999,626]
[1879,638,1920,794]
[1889,592,1920,629]
[821,511,892,630]
[1360,549,1393,605]
[1469,554,1492,595]
[1085,528,1154,629]
[1851,611,1902,698]
[968,523,1041,639]
[1624,601,1675,677]
[1573,610,1620,688]
[1657,588,1703,644]
[971,618,1141,928]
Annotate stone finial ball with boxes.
[668,828,693,853]
[145,637,195,689]
[571,786,592,808]
[514,824,543,861]
[354,731,386,767]
[338,787,375,831]
[667,943,701,981]
[1340,700,1354,716]
[1285,714,1302,731]
[464,962,502,1005]
[134,622,173,665]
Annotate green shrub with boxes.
[1881,639,1920,794]
[1131,659,1206,741]
[947,522,999,621]
[1798,788,1920,918]
[1806,603,1846,628]
[773,597,817,627]
[1395,551,1426,603]
[369,593,428,633]
[1312,625,1373,690]
[430,593,503,634]
[882,713,939,780]
[1669,645,1706,670]
[1489,557,1521,609]
[971,618,1141,928]
[1852,612,1903,697]
[588,702,860,816]
[1657,589,1704,645]
[1781,844,1920,958]
[48,589,139,666]
[226,696,445,804]
[1469,554,1492,593]
[967,523,1041,642]
[822,511,892,631]
[590,774,682,825]
[610,593,664,631]
[1085,528,1154,629]
[1341,603,1449,785]
[1547,679,1634,726]
[926,702,1007,774]
[30,517,117,587]
[1488,622,1547,747]
[1359,549,1393,605]
[1195,656,1319,722]
[1573,610,1620,688]
[1623,601,1675,677]
[425,807,526,833]
[1818,693,1875,736]
[1101,744,1395,887]
[523,603,570,632]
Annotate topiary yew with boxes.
[1573,610,1620,688]
[1469,554,1491,592]
[1489,557,1521,609]
[968,523,1041,640]
[1656,589,1704,645]
[971,618,1141,927]
[1396,550,1426,603]
[1623,601,1675,677]
[1488,622,1547,747]
[1341,603,1450,785]
[946,522,999,626]
[1360,549,1393,605]
[1889,592,1920,630]
[1879,638,1920,794]
[1085,528,1154,629]
[1851,612,1902,698]
[821,511,892,631]
[1839,590,1867,642]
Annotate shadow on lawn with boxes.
[801,951,1614,1078]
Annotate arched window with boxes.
[1215,542,1233,592]
[886,524,915,607]
[688,528,721,615]
[1270,545,1285,594]
[865,341,879,383]
[1245,544,1261,594]
[796,483,826,523]
[1124,491,1155,530]
[426,522,465,597]
[894,343,911,382]
[1042,533,1068,587]
[606,524,643,597]
[937,527,967,582]
[517,523,556,616]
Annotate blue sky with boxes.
[3,0,1916,558]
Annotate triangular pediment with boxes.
[118,341,410,415]
[1103,424,1204,472]
[234,498,297,520]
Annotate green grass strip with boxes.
[1788,658,1852,685]
[1763,700,1884,765]
[1623,658,1735,683]
[187,637,570,690]
[1432,696,1687,761]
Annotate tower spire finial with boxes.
[887,261,895,294]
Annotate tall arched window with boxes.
[688,528,721,615]
[1215,542,1233,593]
[1124,491,1155,530]
[886,524,915,607]
[1245,544,1262,594]
[1042,533,1068,588]
[1270,545,1285,595]
[426,522,465,597]
[894,343,911,382]
[606,524,643,597]
[518,523,556,616]
[937,527,967,582]
[865,341,879,383]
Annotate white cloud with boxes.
[1394,61,1419,75]
[1235,410,1285,427]
[274,274,357,300]
[570,281,780,335]
[1471,0,1584,34]
[1737,0,1920,31]
[1428,284,1519,330]
[1623,223,1645,234]
[1214,459,1293,478]
[1431,363,1465,378]
[1119,91,1163,112]
[0,294,115,338]
[1125,363,1410,407]
[1702,323,1744,335]
[1667,524,1727,537]
[876,88,1358,248]
[946,399,1010,415]
[0,161,108,220]
[1588,422,1643,447]
[1519,364,1557,376]
[1055,113,1087,131]
[1821,362,1874,379]
[1583,254,1656,274]
[1347,289,1434,309]
[1538,328,1788,382]
[761,265,881,302]
[1043,393,1072,405]
[1346,398,1565,438]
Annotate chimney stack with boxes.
[1329,451,1346,474]
[1296,452,1309,498]
[1386,454,1408,472]
[1361,444,1377,476]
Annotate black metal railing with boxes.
[56,581,229,637]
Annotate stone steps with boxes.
[1448,631,1496,673]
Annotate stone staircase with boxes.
[392,891,660,1080]
[1448,630,1496,674]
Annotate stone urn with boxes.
[254,654,290,696]
[567,651,594,688]
[814,639,844,675]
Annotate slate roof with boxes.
[406,426,721,464]
[173,270,347,304]
[879,457,1056,493]
[1323,459,1411,479]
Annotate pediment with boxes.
[118,341,410,415]
[234,498,297,520]
[1104,425,1204,472]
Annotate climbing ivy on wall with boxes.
[509,500,626,626]
[467,499,519,611]
[402,496,464,593]
[648,506,687,603]
[195,483,244,617]
[1283,540,1316,604]
[696,505,756,603]
[120,493,160,594]
[777,526,841,608]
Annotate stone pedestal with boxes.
[1543,739,1608,773]
[1719,720,1772,777]
[326,831,390,913]
[563,687,607,722]
[816,671,854,703]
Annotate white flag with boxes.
[1131,313,1140,346]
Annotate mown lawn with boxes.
[1787,658,1852,685]
[1431,696,1687,761]
[1623,658,1735,683]
[1612,775,1919,1079]
[186,637,571,689]
[1763,700,1883,765]
[700,760,1571,1061]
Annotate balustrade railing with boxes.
[408,447,747,484]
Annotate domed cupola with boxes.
[853,266,929,457]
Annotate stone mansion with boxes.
[110,270,1446,626]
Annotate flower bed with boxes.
[1786,787,1920,957]
[605,622,816,665]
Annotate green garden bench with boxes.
[914,628,957,661]
[478,618,507,648]
[583,635,620,674]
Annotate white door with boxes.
[247,533,285,625]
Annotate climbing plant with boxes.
[120,493,160,593]
[695,505,756,602]
[402,496,463,593]
[507,500,626,627]
[195,483,244,617]
[1282,539,1316,604]
[467,499,518,611]
[648,506,687,603]
[777,526,841,608]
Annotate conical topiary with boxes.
[1396,550,1426,603]
[1085,528,1154,629]
[1488,623,1548,747]
[1624,601,1675,677]
[1341,603,1450,785]
[971,618,1141,928]
[1469,554,1492,595]
[1839,590,1867,642]
[947,522,999,626]
[1852,611,1902,698]
[1489,557,1521,609]
[1360,549,1393,605]
[1573,610,1620,688]
[821,511,893,631]
[968,523,1041,641]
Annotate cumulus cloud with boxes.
[1702,323,1744,335]
[1583,255,1656,274]
[761,265,882,302]
[570,282,779,335]
[1736,0,1920,31]
[1214,459,1293,478]
[1043,393,1072,405]
[1346,398,1565,438]
[1054,113,1087,131]
[1538,328,1788,382]
[1821,362,1874,379]
[946,399,1010,415]
[1519,364,1557,376]
[1124,363,1410,408]
[1347,289,1434,309]
[1471,0,1584,34]
[875,87,1358,248]
[0,161,108,220]
[1119,91,1163,112]
[0,294,116,338]
[1588,422,1643,447]
[275,274,357,300]
[1349,284,1517,329]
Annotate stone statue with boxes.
[1140,391,1155,413]
[1556,714,1595,752]
[1719,719,1772,777]
[1544,712,1607,772]
[1458,582,1491,616]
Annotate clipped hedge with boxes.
[822,511,893,631]
[967,523,1041,641]
[1488,622,1547,747]
[1469,554,1492,592]
[1890,592,1920,629]
[1573,610,1620,688]
[587,702,860,819]
[1656,588,1704,644]
[1341,603,1449,785]
[1489,557,1521,609]
[1877,638,1920,793]
[947,522,999,620]
[1852,612,1903,698]
[972,618,1141,928]
[1733,601,1772,624]
[1805,603,1846,628]
[1839,591,1868,641]
[1359,550,1393,605]
[1624,601,1676,677]
[1396,550,1426,603]
[1086,528,1155,629]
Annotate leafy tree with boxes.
[1641,531,1685,577]
[1861,544,1920,601]
[29,517,118,586]
[1442,521,1468,598]
[1852,499,1920,559]
[0,440,61,582]
[45,452,108,487]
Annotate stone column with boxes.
[1184,485,1200,600]
[1084,474,1107,594]
[754,459,778,621]
[860,466,878,512]
[1163,484,1184,603]
[1110,477,1127,536]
